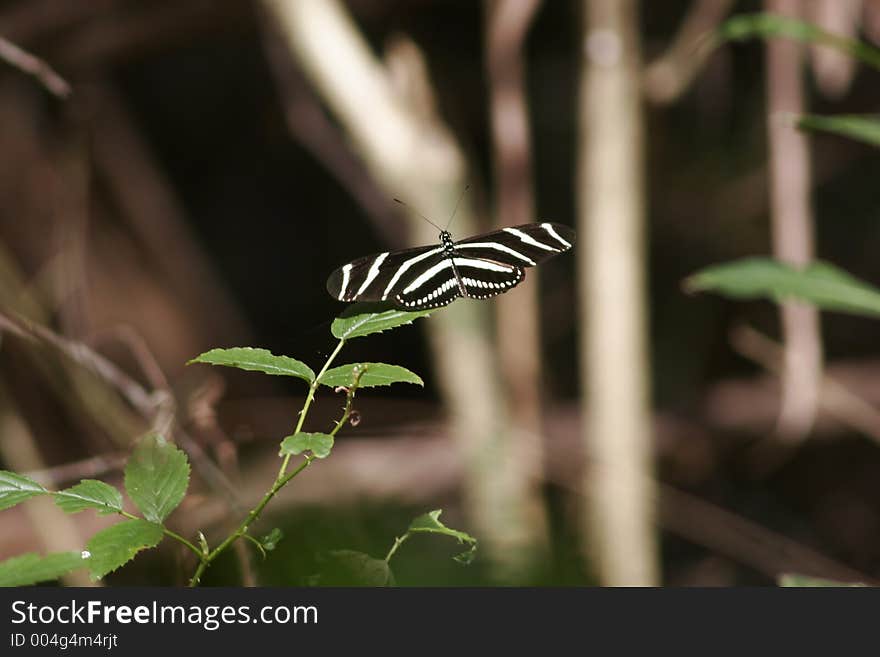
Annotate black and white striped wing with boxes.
[453,222,575,268]
[453,256,524,301]
[393,255,525,309]
[393,257,465,310]
[326,221,575,311]
[326,244,445,304]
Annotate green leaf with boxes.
[713,13,880,71]
[312,550,396,586]
[797,114,880,148]
[279,432,334,459]
[124,434,190,523]
[188,347,315,384]
[331,307,432,340]
[54,480,123,516]
[260,528,283,552]
[0,471,47,510]
[86,519,164,581]
[778,573,866,587]
[685,258,880,319]
[0,551,88,587]
[319,363,423,389]
[408,509,478,564]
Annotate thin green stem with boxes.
[385,533,410,564]
[188,339,348,587]
[327,365,363,438]
[240,532,267,559]
[279,338,346,477]
[189,455,314,586]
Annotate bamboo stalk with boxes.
[485,0,549,557]
[765,0,822,444]
[578,0,658,585]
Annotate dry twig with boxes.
[0,35,71,98]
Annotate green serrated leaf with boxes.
[797,114,880,148]
[0,471,48,510]
[54,480,123,516]
[319,363,423,389]
[409,509,477,544]
[452,543,478,565]
[313,550,395,586]
[0,551,88,587]
[124,434,190,523]
[778,573,867,587]
[188,347,315,383]
[408,509,478,564]
[685,258,880,318]
[331,307,432,340]
[261,528,283,552]
[714,13,880,71]
[279,432,334,459]
[86,519,164,581]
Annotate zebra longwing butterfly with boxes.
[326,222,576,311]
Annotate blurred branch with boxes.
[656,483,869,584]
[808,0,862,98]
[90,325,171,393]
[643,0,734,104]
[23,452,127,489]
[765,0,822,443]
[184,375,255,586]
[578,0,658,585]
[263,0,544,579]
[484,0,549,555]
[0,310,158,419]
[0,303,253,578]
[733,325,880,462]
[258,12,407,249]
[868,0,880,45]
[0,35,71,98]
[87,85,253,349]
[0,309,240,507]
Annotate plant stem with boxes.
[278,338,346,477]
[328,364,363,437]
[189,454,314,586]
[188,338,347,586]
[118,510,204,561]
[385,533,410,563]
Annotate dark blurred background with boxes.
[2,0,880,586]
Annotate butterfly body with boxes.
[327,222,575,311]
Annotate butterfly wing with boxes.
[453,222,575,267]
[327,221,575,309]
[326,244,444,303]
[392,255,464,310]
[452,256,525,300]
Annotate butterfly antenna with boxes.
[393,198,443,231]
[445,184,469,230]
